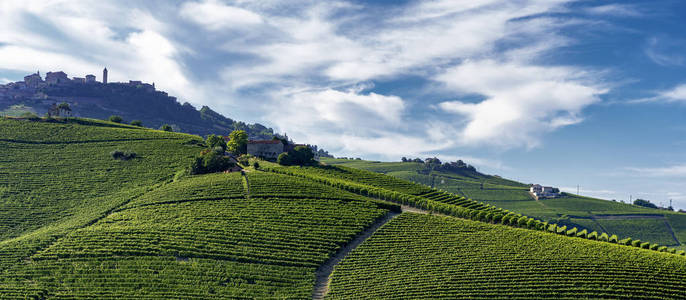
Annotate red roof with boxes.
[248,140,282,144]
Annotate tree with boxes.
[57,102,72,116]
[130,120,143,127]
[205,134,227,151]
[109,115,123,123]
[277,146,315,166]
[160,124,173,132]
[401,157,408,162]
[634,198,658,209]
[226,130,248,155]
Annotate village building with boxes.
[247,140,284,160]
[45,71,69,84]
[72,77,86,83]
[85,74,96,83]
[103,68,108,84]
[23,72,43,88]
[530,184,561,200]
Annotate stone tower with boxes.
[103,67,108,84]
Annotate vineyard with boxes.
[327,213,686,299]
[324,157,686,250]
[1,118,685,298]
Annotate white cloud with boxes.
[644,37,685,67]
[626,164,686,177]
[436,60,605,148]
[585,4,641,17]
[658,84,686,102]
[180,0,262,30]
[0,0,201,104]
[629,84,686,104]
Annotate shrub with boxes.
[677,250,686,256]
[547,224,557,233]
[668,248,677,254]
[598,233,609,242]
[109,115,123,123]
[205,134,227,151]
[189,148,235,175]
[658,246,668,252]
[566,227,577,237]
[277,152,293,166]
[110,150,137,160]
[556,225,567,234]
[160,124,173,132]
[630,239,641,247]
[609,235,619,243]
[526,218,537,229]
[649,244,660,251]
[237,155,250,166]
[639,242,651,249]
[492,214,503,224]
[253,161,260,169]
[576,229,588,238]
[587,231,598,240]
[619,238,632,246]
[130,120,143,127]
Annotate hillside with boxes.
[0,118,685,298]
[324,157,686,251]
[0,78,274,138]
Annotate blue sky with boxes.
[1,0,686,209]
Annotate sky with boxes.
[1,0,686,209]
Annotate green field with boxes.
[324,157,686,247]
[1,118,684,298]
[328,213,686,299]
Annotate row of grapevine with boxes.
[327,213,686,299]
[0,169,394,298]
[264,165,686,257]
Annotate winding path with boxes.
[312,211,401,300]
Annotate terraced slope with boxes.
[323,158,686,249]
[0,118,202,271]
[0,170,394,298]
[328,213,686,299]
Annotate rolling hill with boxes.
[323,157,686,251]
[0,117,684,298]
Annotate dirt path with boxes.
[312,211,401,300]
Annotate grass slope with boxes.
[324,158,686,247]
[0,118,394,298]
[328,213,686,299]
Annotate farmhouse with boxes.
[247,140,284,160]
[530,184,560,200]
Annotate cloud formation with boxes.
[436,60,605,148]
[0,0,618,164]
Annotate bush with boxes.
[109,115,123,123]
[110,150,137,160]
[566,227,577,237]
[609,235,619,243]
[630,239,641,247]
[658,246,668,252]
[253,161,260,169]
[677,250,686,256]
[278,146,315,166]
[236,154,253,167]
[189,148,236,175]
[205,134,227,151]
[639,242,651,249]
[556,225,567,234]
[160,124,173,132]
[598,232,609,242]
[649,244,660,251]
[619,238,632,246]
[130,120,143,127]
[587,231,598,240]
[547,224,557,233]
[576,229,588,238]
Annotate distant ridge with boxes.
[0,70,274,139]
